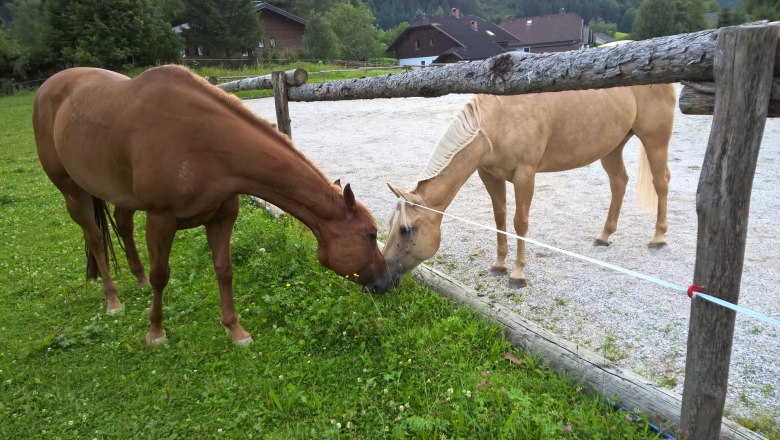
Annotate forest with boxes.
[1,0,777,88]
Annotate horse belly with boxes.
[54,121,142,209]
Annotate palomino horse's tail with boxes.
[636,142,658,211]
[85,197,121,280]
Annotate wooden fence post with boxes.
[271,71,292,138]
[679,24,778,439]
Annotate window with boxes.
[421,60,426,66]
[197,45,204,56]
[269,37,276,47]
[524,47,530,52]
[414,39,420,50]
[258,39,264,48]
[526,19,533,25]
[429,38,434,46]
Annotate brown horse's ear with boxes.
[333,179,342,189]
[343,183,357,211]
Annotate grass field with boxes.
[0,90,663,438]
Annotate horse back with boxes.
[479,85,675,174]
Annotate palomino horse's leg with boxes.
[509,168,536,288]
[204,196,251,345]
[640,136,671,248]
[114,208,149,287]
[594,140,630,246]
[144,212,177,345]
[477,168,509,274]
[59,185,122,313]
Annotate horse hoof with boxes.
[106,304,123,315]
[593,239,610,247]
[648,241,667,249]
[508,278,527,288]
[145,333,167,346]
[234,336,253,346]
[489,266,508,275]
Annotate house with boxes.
[387,8,521,66]
[175,3,306,61]
[500,11,593,53]
[253,2,307,58]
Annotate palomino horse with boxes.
[384,83,676,287]
[33,65,391,345]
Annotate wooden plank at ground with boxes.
[410,264,766,440]
[680,25,777,439]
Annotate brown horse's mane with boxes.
[139,65,335,189]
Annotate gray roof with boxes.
[253,2,307,26]
[389,13,520,61]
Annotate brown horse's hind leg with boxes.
[144,212,177,345]
[509,168,536,288]
[205,196,251,345]
[595,141,630,246]
[114,207,149,287]
[60,185,122,313]
[478,168,508,275]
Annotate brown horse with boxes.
[383,83,676,287]
[33,65,391,345]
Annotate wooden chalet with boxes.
[499,11,594,53]
[387,8,521,66]
[254,2,307,58]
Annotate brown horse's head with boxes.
[316,182,392,293]
[382,183,443,287]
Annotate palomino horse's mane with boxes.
[145,65,336,190]
[418,95,489,182]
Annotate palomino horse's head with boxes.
[383,183,443,287]
[316,182,392,293]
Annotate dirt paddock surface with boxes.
[244,85,780,425]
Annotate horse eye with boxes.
[400,225,413,235]
[368,232,377,241]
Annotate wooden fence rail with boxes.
[221,23,778,440]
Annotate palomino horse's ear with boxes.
[333,179,342,189]
[387,183,413,201]
[343,183,357,211]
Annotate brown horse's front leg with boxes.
[510,170,536,288]
[114,207,149,287]
[478,168,508,275]
[205,196,251,345]
[144,212,177,345]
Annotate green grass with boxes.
[0,91,665,438]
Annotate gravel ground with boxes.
[244,85,779,425]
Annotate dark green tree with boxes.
[304,14,339,60]
[739,0,780,21]
[182,0,262,58]
[633,0,708,39]
[44,0,181,69]
[6,0,50,77]
[325,1,384,60]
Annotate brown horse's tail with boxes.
[85,197,122,280]
[635,141,658,212]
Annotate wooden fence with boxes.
[218,23,779,440]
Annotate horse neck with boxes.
[232,133,343,240]
[415,134,489,211]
